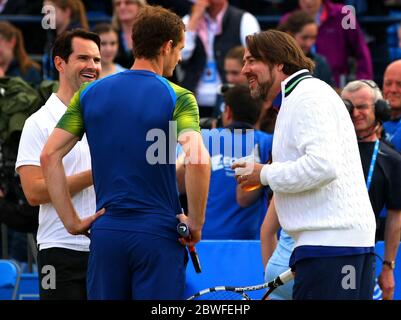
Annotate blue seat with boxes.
[0,260,21,300]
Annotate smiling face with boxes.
[60,37,101,91]
[242,48,277,101]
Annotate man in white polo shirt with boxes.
[15,29,101,299]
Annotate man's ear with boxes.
[224,104,233,122]
[54,56,65,73]
[277,63,284,72]
[162,40,173,55]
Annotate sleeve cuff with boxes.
[260,164,270,186]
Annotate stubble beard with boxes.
[250,80,272,101]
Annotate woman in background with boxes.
[278,10,334,87]
[92,23,126,78]
[111,0,147,69]
[0,21,41,86]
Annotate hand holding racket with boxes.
[177,221,202,273]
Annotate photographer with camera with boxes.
[342,80,401,300]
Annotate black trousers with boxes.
[37,247,89,300]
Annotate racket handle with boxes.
[177,222,190,238]
[277,269,294,285]
[188,246,202,273]
[261,269,294,300]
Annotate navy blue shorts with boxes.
[87,229,188,300]
[292,253,375,300]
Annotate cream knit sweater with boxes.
[260,70,376,249]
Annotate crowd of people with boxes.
[0,0,401,300]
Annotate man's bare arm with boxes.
[260,196,280,268]
[178,130,211,246]
[379,209,401,300]
[18,165,92,206]
[176,153,186,195]
[40,128,104,235]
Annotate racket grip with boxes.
[188,245,202,273]
[277,269,294,285]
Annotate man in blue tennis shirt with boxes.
[40,5,211,300]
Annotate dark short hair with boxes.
[52,28,101,62]
[224,85,263,125]
[131,5,185,59]
[246,29,315,75]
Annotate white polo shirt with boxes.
[16,93,95,251]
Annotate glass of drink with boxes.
[233,155,262,192]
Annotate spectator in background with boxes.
[112,0,147,69]
[42,0,89,80]
[178,0,260,117]
[211,46,248,120]
[278,10,334,86]
[383,60,401,152]
[223,46,248,87]
[177,85,272,239]
[282,0,373,87]
[0,21,41,87]
[92,23,126,78]
[341,80,401,300]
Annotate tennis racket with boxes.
[187,268,294,300]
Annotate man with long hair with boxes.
[233,30,376,300]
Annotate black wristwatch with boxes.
[383,260,396,270]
